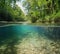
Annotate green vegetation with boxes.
[23,0,60,23]
[0,0,26,22]
[0,0,60,24]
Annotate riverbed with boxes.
[0,24,60,54]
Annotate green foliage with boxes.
[0,0,60,23]
[0,0,25,21]
[23,0,60,23]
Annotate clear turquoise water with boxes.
[0,24,60,54]
[0,24,60,45]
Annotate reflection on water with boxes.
[0,24,60,54]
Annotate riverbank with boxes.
[0,21,60,27]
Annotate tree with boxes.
[23,0,60,23]
[0,0,26,21]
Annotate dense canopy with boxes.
[0,0,60,23]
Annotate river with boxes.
[0,24,60,54]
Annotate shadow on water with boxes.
[0,39,23,54]
[44,27,60,41]
[0,43,17,54]
[0,35,22,54]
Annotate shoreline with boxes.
[0,23,60,27]
[0,21,60,27]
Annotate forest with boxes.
[0,0,60,24]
